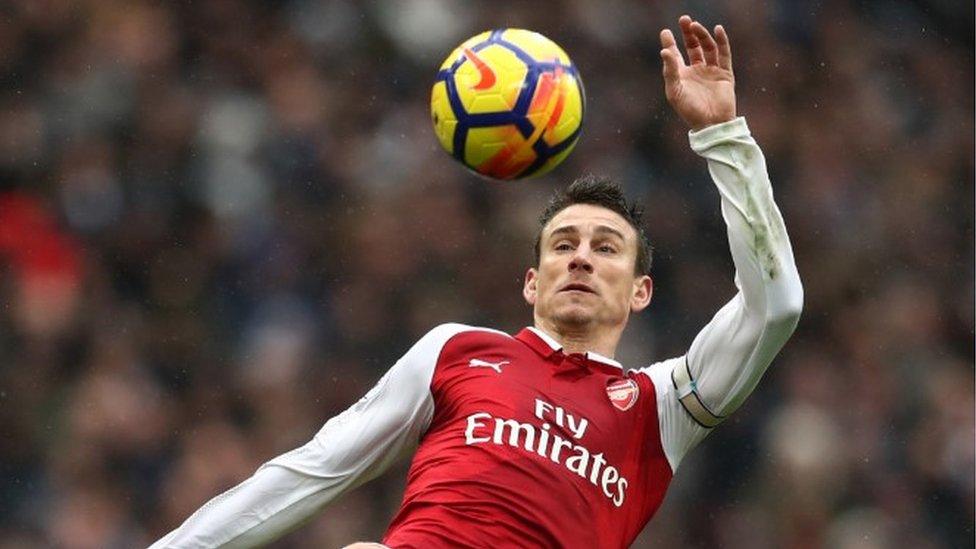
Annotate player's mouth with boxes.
[559,283,597,295]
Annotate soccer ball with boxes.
[431,29,585,180]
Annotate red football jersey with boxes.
[384,327,672,548]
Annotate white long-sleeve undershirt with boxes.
[639,116,803,470]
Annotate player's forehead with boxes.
[543,204,636,241]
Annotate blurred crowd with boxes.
[0,1,972,547]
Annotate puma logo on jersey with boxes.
[468,358,509,373]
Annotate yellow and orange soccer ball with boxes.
[431,29,585,180]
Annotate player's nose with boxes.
[568,248,594,273]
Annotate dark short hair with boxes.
[534,174,652,275]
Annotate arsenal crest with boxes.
[606,379,639,411]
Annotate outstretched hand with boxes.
[660,15,736,130]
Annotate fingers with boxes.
[659,29,683,86]
[678,15,705,65]
[690,21,720,67]
[659,27,677,50]
[714,25,733,71]
[660,18,732,86]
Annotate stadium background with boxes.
[0,1,972,547]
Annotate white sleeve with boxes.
[150,323,469,549]
[638,117,803,471]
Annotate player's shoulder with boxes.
[415,323,514,352]
[421,322,511,341]
[630,356,686,400]
[381,325,518,396]
[413,324,519,380]
[424,322,511,338]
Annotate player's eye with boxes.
[554,242,574,251]
[597,244,617,253]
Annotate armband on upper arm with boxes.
[672,357,725,428]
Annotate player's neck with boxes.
[533,318,621,359]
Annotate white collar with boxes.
[526,326,624,370]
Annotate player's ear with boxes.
[523,268,539,306]
[630,275,652,312]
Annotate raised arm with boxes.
[150,324,468,548]
[640,16,803,470]
[677,114,803,419]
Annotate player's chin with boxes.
[551,303,597,327]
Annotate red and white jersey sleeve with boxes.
[637,117,803,470]
[150,323,475,548]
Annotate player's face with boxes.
[524,204,652,331]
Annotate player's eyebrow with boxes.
[594,226,626,241]
[549,224,626,241]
